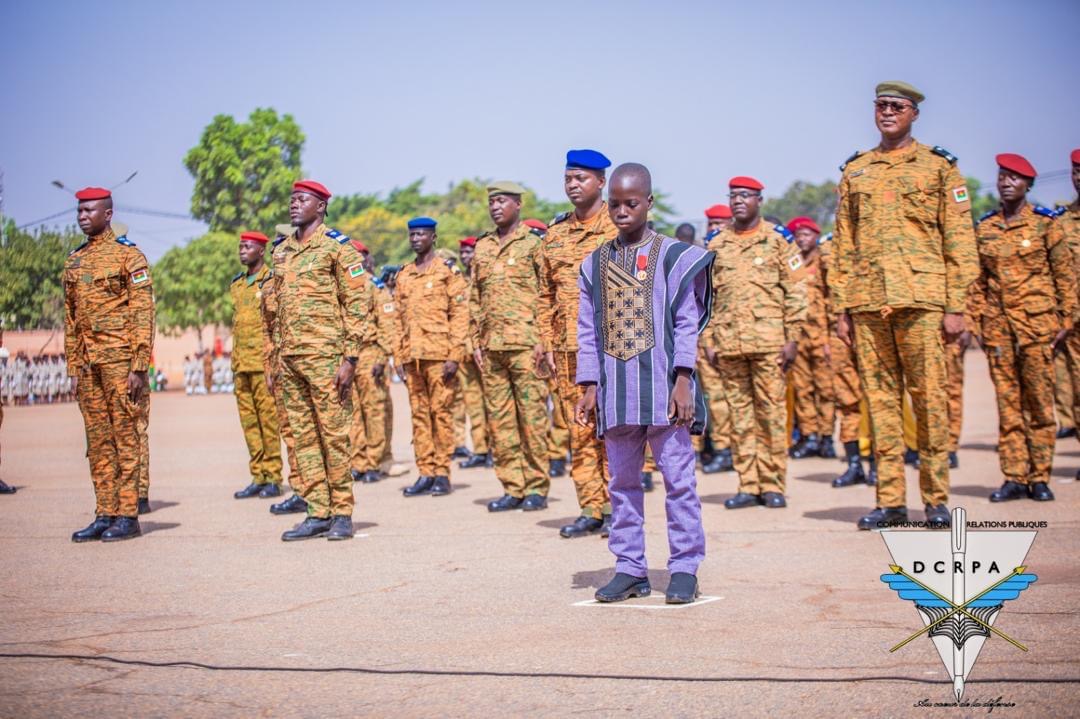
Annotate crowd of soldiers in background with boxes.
[0,354,75,405]
[182,350,232,395]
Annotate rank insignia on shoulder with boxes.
[952,186,970,204]
[774,224,794,242]
[849,169,865,178]
[130,268,150,285]
[231,271,245,283]
[931,146,959,165]
[819,232,833,244]
[528,228,544,238]
[69,242,88,256]
[550,211,572,225]
[348,263,365,278]
[115,235,136,246]
[977,209,998,223]
[788,254,803,271]
[840,150,861,171]
[327,228,351,244]
[1033,205,1057,218]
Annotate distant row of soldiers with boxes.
[182,353,235,395]
[0,354,75,405]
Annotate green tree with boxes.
[761,180,839,232]
[0,221,82,330]
[153,231,240,343]
[966,176,997,221]
[184,108,304,234]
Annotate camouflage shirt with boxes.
[705,220,807,357]
[830,140,979,315]
[537,204,619,352]
[63,227,155,374]
[394,258,469,363]
[469,224,543,351]
[229,264,272,373]
[368,278,397,365]
[969,203,1077,346]
[1058,201,1080,289]
[267,223,376,362]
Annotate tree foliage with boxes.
[0,222,82,330]
[183,108,304,234]
[761,180,839,232]
[965,176,997,222]
[153,231,243,336]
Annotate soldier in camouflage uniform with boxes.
[395,217,469,497]
[698,205,735,473]
[705,176,807,509]
[969,154,1075,503]
[1058,149,1080,480]
[267,180,377,541]
[0,325,12,495]
[536,149,617,538]
[830,82,979,530]
[1053,353,1075,438]
[65,187,155,542]
[230,231,284,501]
[472,181,550,512]
[456,237,492,469]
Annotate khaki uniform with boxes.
[695,345,731,453]
[1057,202,1080,426]
[350,279,396,474]
[1053,351,1074,432]
[63,228,155,518]
[945,340,965,453]
[137,391,150,498]
[470,224,549,498]
[260,263,299,484]
[969,204,1076,484]
[395,258,469,477]
[266,224,376,518]
[830,141,979,508]
[791,250,835,437]
[537,206,616,518]
[705,221,807,496]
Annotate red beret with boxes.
[787,216,820,234]
[704,204,732,219]
[292,179,332,200]
[239,231,269,244]
[523,218,548,231]
[460,236,477,248]
[74,187,111,201]
[995,153,1036,179]
[1071,149,1080,165]
[350,239,369,254]
[729,176,764,191]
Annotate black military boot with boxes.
[270,494,307,514]
[350,469,366,482]
[548,458,567,478]
[866,455,878,485]
[762,491,787,508]
[234,482,265,499]
[924,504,951,530]
[724,492,763,509]
[641,472,655,492]
[857,507,907,530]
[281,516,332,541]
[326,515,354,540]
[790,433,821,459]
[362,470,386,484]
[560,515,603,538]
[72,515,114,542]
[487,494,522,512]
[430,476,451,496]
[521,494,548,511]
[459,452,489,469]
[832,442,867,488]
[0,478,16,494]
[1056,426,1076,439]
[818,435,837,459]
[989,480,1027,502]
[101,516,142,542]
[403,476,434,497]
[595,572,651,602]
[665,572,700,604]
[451,446,471,459]
[137,497,152,514]
[702,448,733,473]
[948,451,959,469]
[903,448,920,467]
[1028,482,1055,501]
[600,513,612,538]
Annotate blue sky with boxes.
[2,0,1077,260]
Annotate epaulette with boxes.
[977,209,998,224]
[477,231,495,241]
[231,271,245,284]
[115,235,136,247]
[550,211,572,226]
[819,232,833,245]
[931,146,958,165]
[703,229,719,243]
[443,257,458,270]
[1033,205,1058,219]
[1053,205,1068,217]
[774,224,794,243]
[371,276,386,290]
[272,236,287,247]
[326,228,351,244]
[839,150,861,171]
[68,241,88,256]
[528,228,545,238]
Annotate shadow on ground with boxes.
[802,506,867,524]
[793,472,839,485]
[141,522,180,535]
[571,566,671,590]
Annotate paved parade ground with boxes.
[1,351,1078,717]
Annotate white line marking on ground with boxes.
[572,595,724,610]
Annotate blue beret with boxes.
[407,216,437,230]
[566,149,611,171]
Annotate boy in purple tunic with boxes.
[575,163,714,604]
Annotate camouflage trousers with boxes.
[555,351,610,519]
[831,335,862,443]
[404,359,457,477]
[76,360,140,518]
[986,338,1056,484]
[547,375,570,461]
[791,340,835,436]
[717,353,787,495]
[235,370,282,485]
[1061,332,1080,433]
[136,389,150,498]
[694,346,731,453]
[945,343,965,452]
[349,352,392,473]
[270,370,299,487]
[1054,349,1074,431]
[458,359,489,454]
[280,354,354,518]
[480,349,549,498]
[852,308,949,508]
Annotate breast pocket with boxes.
[900,178,936,225]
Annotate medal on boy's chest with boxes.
[636,254,648,281]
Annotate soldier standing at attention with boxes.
[230,231,284,501]
[395,218,469,497]
[0,325,11,495]
[970,154,1075,503]
[269,180,377,541]
[830,82,979,530]
[471,181,550,512]
[65,187,155,542]
[1057,149,1080,479]
[456,237,492,469]
[706,177,806,510]
[787,216,838,460]
[536,149,618,538]
[698,205,735,473]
